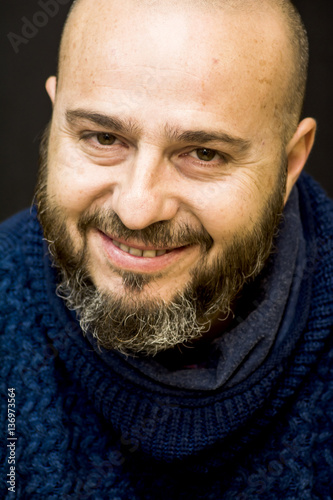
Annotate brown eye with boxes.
[196,148,216,161]
[96,133,116,146]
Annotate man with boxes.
[1,0,332,497]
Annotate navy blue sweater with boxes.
[0,173,333,499]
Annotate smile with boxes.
[96,230,193,273]
[112,240,170,258]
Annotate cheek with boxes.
[46,146,115,215]
[192,177,263,244]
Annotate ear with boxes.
[45,76,57,105]
[284,117,316,203]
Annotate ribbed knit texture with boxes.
[1,173,333,499]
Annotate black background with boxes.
[1,0,332,222]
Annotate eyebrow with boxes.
[166,128,251,153]
[66,109,141,136]
[66,109,251,153]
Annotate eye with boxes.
[182,147,229,167]
[96,133,117,146]
[195,148,217,161]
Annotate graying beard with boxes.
[48,210,273,357]
[55,269,221,357]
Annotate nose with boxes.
[111,148,181,230]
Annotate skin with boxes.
[44,0,316,328]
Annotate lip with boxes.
[97,230,191,273]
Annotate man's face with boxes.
[37,1,290,355]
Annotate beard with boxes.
[35,123,287,357]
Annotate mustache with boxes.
[77,208,214,251]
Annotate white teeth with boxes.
[119,243,129,252]
[129,247,143,257]
[112,239,168,258]
[142,250,157,258]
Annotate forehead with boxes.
[56,0,290,141]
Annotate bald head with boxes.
[56,0,308,143]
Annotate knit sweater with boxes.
[0,173,333,499]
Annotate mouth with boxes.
[109,236,177,258]
[96,230,193,273]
